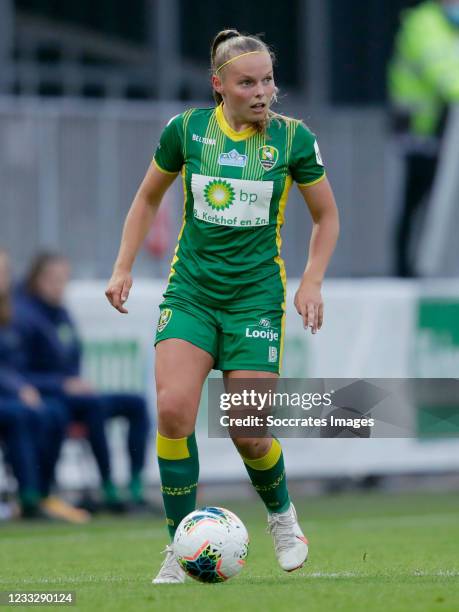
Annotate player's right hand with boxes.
[105,270,133,314]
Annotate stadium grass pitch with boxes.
[1,491,458,612]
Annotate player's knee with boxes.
[156,387,194,434]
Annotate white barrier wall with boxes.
[57,279,459,487]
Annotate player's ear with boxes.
[212,74,223,95]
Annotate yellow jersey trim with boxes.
[167,168,187,283]
[153,158,179,175]
[278,310,286,376]
[297,172,326,188]
[242,438,282,470]
[156,431,190,460]
[274,175,292,373]
[215,103,257,142]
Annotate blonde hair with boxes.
[210,29,279,133]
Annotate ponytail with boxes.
[210,29,241,105]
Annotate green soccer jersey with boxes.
[153,103,325,309]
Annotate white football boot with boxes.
[152,545,186,584]
[268,503,309,572]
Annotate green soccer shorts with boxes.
[154,297,285,374]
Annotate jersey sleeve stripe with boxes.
[297,172,326,187]
[182,109,195,159]
[153,158,179,175]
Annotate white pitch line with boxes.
[303,570,459,579]
[412,570,459,578]
[306,572,359,579]
[0,576,131,585]
[1,570,458,586]
[297,570,459,579]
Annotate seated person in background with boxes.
[15,252,151,512]
[0,248,89,522]
[0,400,41,519]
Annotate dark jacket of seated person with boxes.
[14,284,82,397]
[15,253,150,506]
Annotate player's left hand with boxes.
[105,269,133,314]
[294,278,323,334]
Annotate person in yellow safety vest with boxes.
[388,0,459,277]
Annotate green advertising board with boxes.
[415,300,459,438]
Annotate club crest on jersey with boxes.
[258,146,279,171]
[218,149,248,168]
[157,308,172,333]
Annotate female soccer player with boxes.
[106,29,339,583]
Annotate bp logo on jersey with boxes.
[258,146,279,171]
[204,179,236,211]
[157,308,172,333]
[192,174,273,227]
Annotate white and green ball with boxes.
[173,506,249,583]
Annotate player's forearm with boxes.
[113,194,160,273]
[302,208,339,284]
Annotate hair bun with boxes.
[211,29,240,58]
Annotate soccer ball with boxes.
[173,506,249,583]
